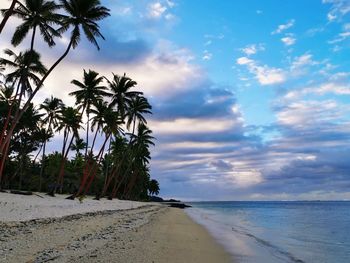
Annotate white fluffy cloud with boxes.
[281,36,296,46]
[236,57,286,85]
[272,19,295,34]
[241,44,265,56]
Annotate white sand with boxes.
[0,192,149,222]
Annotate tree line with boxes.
[0,0,160,200]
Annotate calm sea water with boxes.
[186,201,350,263]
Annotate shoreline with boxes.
[0,193,233,262]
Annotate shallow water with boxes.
[186,201,350,263]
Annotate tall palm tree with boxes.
[89,99,108,152]
[35,126,53,191]
[78,107,123,196]
[69,69,109,157]
[10,0,63,50]
[0,49,46,180]
[122,124,154,198]
[100,135,128,198]
[125,95,152,135]
[53,106,82,195]
[0,0,18,35]
[106,73,141,119]
[38,96,63,190]
[0,0,110,154]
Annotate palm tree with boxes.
[78,107,123,197]
[106,73,141,119]
[0,0,18,35]
[148,179,160,196]
[71,138,86,158]
[38,96,64,190]
[69,69,109,157]
[0,49,46,180]
[100,135,128,198]
[112,123,154,199]
[125,95,152,135]
[10,0,63,50]
[89,99,108,152]
[53,106,82,195]
[0,0,110,154]
[0,49,47,101]
[123,124,154,198]
[35,127,53,191]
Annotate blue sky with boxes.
[1,0,350,200]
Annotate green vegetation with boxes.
[0,0,160,201]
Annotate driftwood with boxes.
[10,190,33,195]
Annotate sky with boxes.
[1,0,350,201]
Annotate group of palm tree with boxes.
[0,0,160,200]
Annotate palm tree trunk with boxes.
[0,80,21,146]
[0,38,74,154]
[85,112,89,158]
[39,139,47,192]
[101,162,120,197]
[56,133,74,193]
[30,26,37,51]
[84,133,111,195]
[91,128,99,153]
[78,133,110,196]
[103,136,113,191]
[0,140,10,187]
[0,0,17,35]
[32,143,43,164]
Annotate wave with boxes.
[230,225,305,263]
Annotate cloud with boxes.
[323,0,350,22]
[148,2,167,18]
[236,57,286,85]
[281,35,296,46]
[291,54,315,69]
[202,50,213,61]
[147,1,176,20]
[240,44,265,56]
[149,117,242,135]
[272,19,295,34]
[276,100,344,128]
[284,82,350,100]
[328,30,350,44]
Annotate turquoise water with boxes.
[186,201,350,263]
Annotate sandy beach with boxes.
[0,193,232,262]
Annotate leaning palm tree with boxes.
[0,49,46,180]
[0,0,18,35]
[106,73,141,119]
[0,0,110,154]
[69,69,109,157]
[9,0,63,50]
[77,107,123,197]
[111,123,154,199]
[122,123,154,198]
[52,106,82,195]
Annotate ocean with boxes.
[186,201,350,263]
